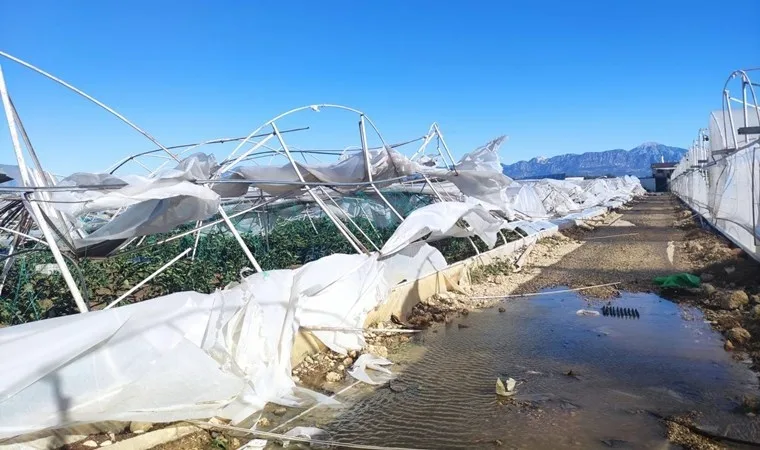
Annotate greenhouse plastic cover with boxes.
[671,142,759,262]
[0,136,647,438]
[30,138,644,251]
[708,109,760,153]
[46,153,221,249]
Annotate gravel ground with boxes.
[516,194,693,298]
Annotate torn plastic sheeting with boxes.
[0,290,247,437]
[439,170,516,218]
[227,147,421,196]
[420,136,517,218]
[0,253,382,438]
[282,427,330,447]
[73,194,220,248]
[295,254,388,355]
[46,153,221,248]
[508,184,550,219]
[379,201,506,256]
[49,153,218,215]
[347,354,394,385]
[453,136,508,173]
[380,241,448,286]
[502,219,558,237]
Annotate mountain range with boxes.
[501,142,687,179]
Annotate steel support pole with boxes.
[272,122,366,254]
[0,65,88,313]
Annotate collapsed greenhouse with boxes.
[670,68,760,264]
[0,53,646,442]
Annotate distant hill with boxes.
[501,142,687,179]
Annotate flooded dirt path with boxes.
[324,291,758,449]
[308,195,760,449]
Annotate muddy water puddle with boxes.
[285,291,760,449]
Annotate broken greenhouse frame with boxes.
[0,52,647,439]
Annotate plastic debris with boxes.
[282,427,330,447]
[653,273,701,288]
[495,377,516,397]
[239,439,268,450]
[576,309,601,317]
[347,354,394,385]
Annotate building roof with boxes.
[651,162,677,169]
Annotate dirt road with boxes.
[517,194,692,297]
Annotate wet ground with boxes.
[314,290,759,449]
[269,195,760,449]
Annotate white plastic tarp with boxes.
[225,147,421,196]
[45,153,221,248]
[0,252,383,438]
[671,144,759,262]
[0,235,459,438]
[379,201,506,256]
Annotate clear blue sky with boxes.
[1,0,758,175]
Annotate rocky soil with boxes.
[665,208,760,373]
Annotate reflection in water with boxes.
[319,291,759,449]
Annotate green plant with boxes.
[469,257,513,284]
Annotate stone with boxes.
[342,357,353,366]
[702,283,716,296]
[304,356,314,365]
[366,345,388,358]
[498,307,506,313]
[326,371,342,382]
[292,375,301,383]
[742,395,760,413]
[257,417,271,427]
[82,441,98,448]
[108,433,115,441]
[349,350,358,358]
[720,290,749,310]
[337,364,345,371]
[129,422,153,434]
[438,292,454,301]
[751,305,760,319]
[725,340,734,351]
[701,273,714,282]
[208,417,227,426]
[99,441,112,447]
[752,295,760,305]
[273,407,287,416]
[716,314,741,330]
[726,327,751,346]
